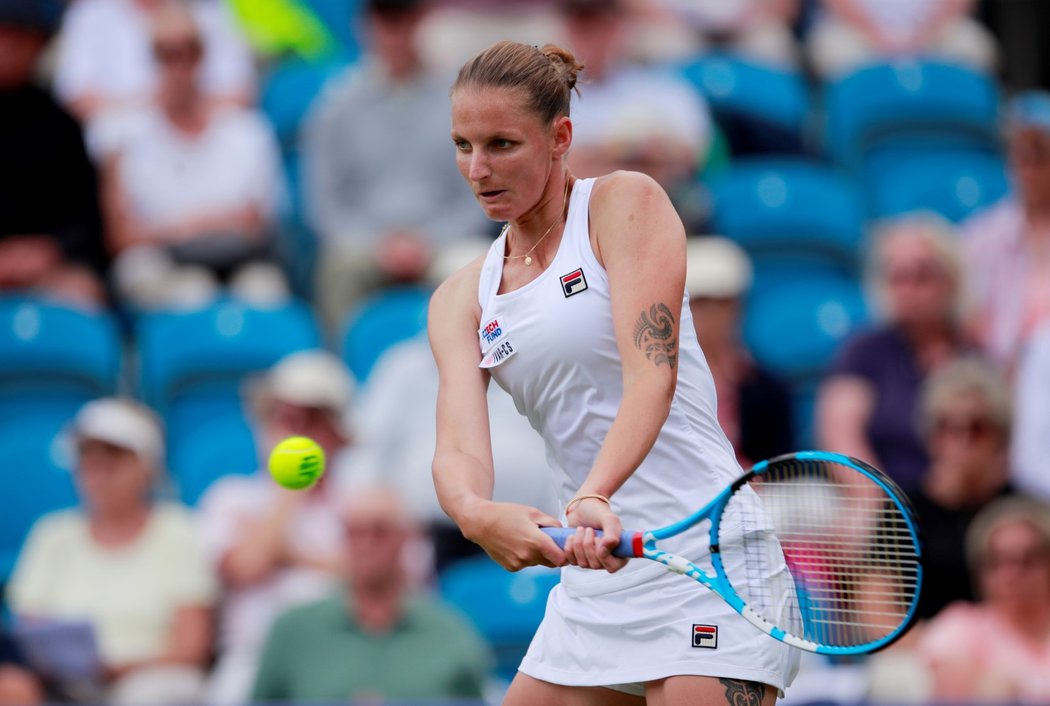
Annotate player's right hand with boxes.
[461,500,567,571]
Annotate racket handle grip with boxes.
[540,527,643,558]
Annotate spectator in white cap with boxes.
[686,236,794,466]
[6,397,217,706]
[196,349,356,706]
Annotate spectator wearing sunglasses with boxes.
[910,356,1016,621]
[817,213,973,498]
[917,495,1050,701]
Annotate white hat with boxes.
[685,236,752,299]
[72,398,165,469]
[260,349,355,419]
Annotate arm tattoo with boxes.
[718,678,765,706]
[632,303,678,368]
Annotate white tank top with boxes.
[477,177,742,596]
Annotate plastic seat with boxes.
[340,286,430,382]
[679,54,809,138]
[440,555,560,684]
[706,158,866,276]
[824,60,1001,175]
[866,152,1010,222]
[260,56,351,150]
[169,413,258,505]
[744,273,869,383]
[136,298,322,494]
[0,297,121,405]
[0,412,79,580]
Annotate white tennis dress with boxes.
[477,177,799,694]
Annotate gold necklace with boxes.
[503,179,570,266]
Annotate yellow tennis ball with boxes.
[268,436,326,490]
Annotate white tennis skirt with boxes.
[519,560,801,696]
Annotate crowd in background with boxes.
[2,0,1050,704]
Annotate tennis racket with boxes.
[542,450,924,656]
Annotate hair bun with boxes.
[541,43,584,92]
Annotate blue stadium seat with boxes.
[706,158,866,276]
[866,152,1010,222]
[260,56,351,150]
[136,298,322,499]
[679,54,810,138]
[340,286,430,382]
[0,413,78,580]
[440,555,560,684]
[824,60,1001,175]
[0,297,121,404]
[743,274,869,383]
[169,413,259,505]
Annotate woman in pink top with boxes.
[918,495,1050,702]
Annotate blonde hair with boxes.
[451,41,584,124]
[918,356,1012,441]
[965,495,1050,579]
[865,211,967,324]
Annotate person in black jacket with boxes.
[0,0,106,307]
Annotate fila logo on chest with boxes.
[560,267,588,298]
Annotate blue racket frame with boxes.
[543,450,925,656]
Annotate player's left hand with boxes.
[564,498,629,573]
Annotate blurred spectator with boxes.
[816,213,971,497]
[302,0,488,332]
[251,482,491,702]
[198,350,355,706]
[0,0,106,308]
[6,398,216,706]
[561,0,714,230]
[910,356,1014,620]
[660,0,801,67]
[54,0,254,124]
[0,631,42,706]
[1012,324,1050,501]
[917,495,1050,701]
[96,1,288,312]
[807,0,997,79]
[962,91,1050,371]
[339,240,557,573]
[685,236,794,466]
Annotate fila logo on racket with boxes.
[692,624,718,649]
[560,268,588,297]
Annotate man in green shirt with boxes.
[251,483,492,702]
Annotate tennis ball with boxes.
[268,436,326,490]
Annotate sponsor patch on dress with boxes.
[692,624,718,648]
[560,268,588,298]
[479,339,517,368]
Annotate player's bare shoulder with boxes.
[588,170,682,261]
[591,170,666,213]
[428,250,487,339]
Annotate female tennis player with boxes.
[430,40,798,705]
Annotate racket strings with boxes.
[719,459,921,648]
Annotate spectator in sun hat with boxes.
[0,0,107,308]
[7,397,217,706]
[197,349,358,706]
[685,236,794,466]
[962,90,1050,372]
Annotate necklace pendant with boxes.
[524,256,533,266]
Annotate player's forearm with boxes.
[433,448,496,537]
[578,373,675,499]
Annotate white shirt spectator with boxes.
[54,0,254,115]
[93,105,284,233]
[7,503,217,666]
[569,65,711,158]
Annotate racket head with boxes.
[711,451,924,655]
